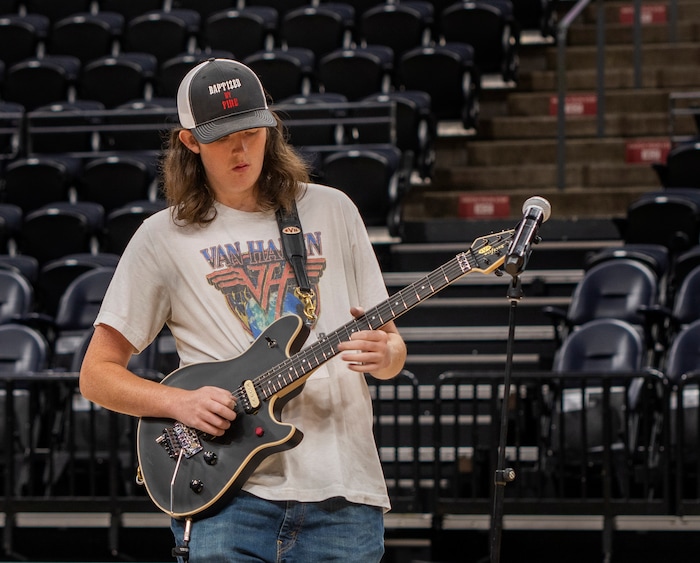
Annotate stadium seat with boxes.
[48,12,124,65]
[102,200,166,255]
[652,142,700,189]
[97,0,165,22]
[79,53,158,109]
[77,154,157,213]
[2,156,81,214]
[27,100,105,155]
[123,9,201,65]
[279,3,355,59]
[317,45,393,101]
[438,0,520,83]
[0,269,34,325]
[244,47,316,102]
[202,6,278,61]
[23,0,94,22]
[4,55,80,111]
[397,42,480,129]
[0,13,49,67]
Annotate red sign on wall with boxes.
[625,139,671,163]
[619,4,667,24]
[459,195,510,218]
[549,94,598,116]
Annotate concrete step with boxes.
[405,187,652,220]
[567,21,700,45]
[431,161,660,190]
[505,87,699,117]
[479,113,696,139]
[520,65,700,91]
[436,137,662,166]
[543,42,700,70]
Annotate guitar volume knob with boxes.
[203,451,218,465]
[190,479,204,494]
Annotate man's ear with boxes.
[178,129,201,154]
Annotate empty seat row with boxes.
[0,153,161,214]
[0,0,521,82]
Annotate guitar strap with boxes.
[275,201,317,328]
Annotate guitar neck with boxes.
[252,251,477,400]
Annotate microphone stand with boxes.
[489,266,526,563]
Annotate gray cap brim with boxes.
[192,108,277,144]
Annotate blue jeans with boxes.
[171,492,385,563]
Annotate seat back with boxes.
[566,258,659,327]
[4,55,80,111]
[202,7,277,60]
[321,146,403,227]
[0,269,33,325]
[0,323,48,374]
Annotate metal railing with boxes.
[555,0,680,190]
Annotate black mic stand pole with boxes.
[489,271,524,563]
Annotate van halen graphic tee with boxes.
[95,183,392,511]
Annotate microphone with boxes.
[504,196,552,276]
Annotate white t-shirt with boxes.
[95,183,392,511]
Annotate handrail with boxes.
[555,0,679,190]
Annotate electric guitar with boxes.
[136,229,515,519]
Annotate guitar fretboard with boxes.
[249,251,475,401]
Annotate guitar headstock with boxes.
[468,229,515,273]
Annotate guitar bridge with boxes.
[156,422,203,460]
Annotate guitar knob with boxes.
[203,451,218,465]
[190,479,204,494]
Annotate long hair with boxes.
[161,113,310,226]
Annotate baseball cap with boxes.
[177,58,277,144]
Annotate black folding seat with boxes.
[0,13,50,67]
[171,0,235,20]
[97,0,165,22]
[0,269,33,325]
[202,6,278,61]
[662,318,700,477]
[101,98,177,151]
[543,258,661,351]
[77,154,157,213]
[157,51,234,98]
[244,47,315,102]
[36,252,120,319]
[276,92,347,149]
[0,255,39,286]
[652,142,700,189]
[123,9,201,65]
[359,1,433,68]
[18,202,105,266]
[23,0,94,22]
[244,0,310,18]
[102,200,166,255]
[79,52,158,108]
[617,192,700,256]
[320,145,406,231]
[50,266,115,367]
[512,0,555,36]
[362,90,437,179]
[26,100,105,155]
[2,155,81,214]
[545,318,658,498]
[4,55,81,111]
[397,42,480,129]
[48,12,124,65]
[317,45,393,101]
[279,3,355,60]
[0,203,22,254]
[439,0,520,82]
[0,101,24,161]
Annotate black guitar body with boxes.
[137,315,310,519]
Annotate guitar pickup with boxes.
[156,422,203,460]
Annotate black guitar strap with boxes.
[275,201,317,328]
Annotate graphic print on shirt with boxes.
[202,232,326,338]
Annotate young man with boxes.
[79,58,407,562]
